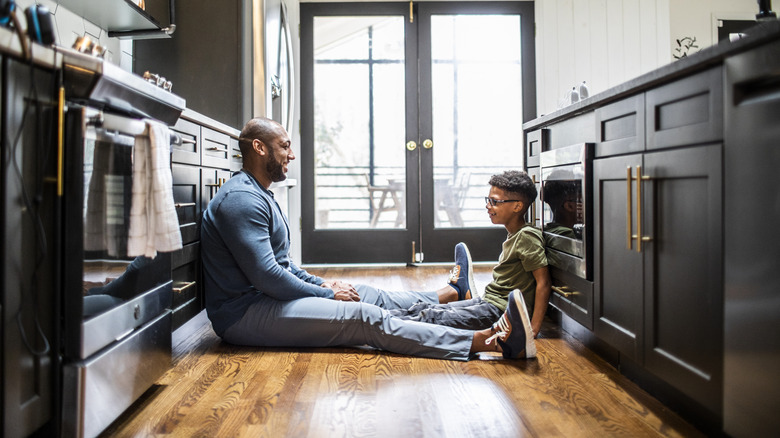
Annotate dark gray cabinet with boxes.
[1,56,58,437]
[168,111,239,330]
[592,66,724,418]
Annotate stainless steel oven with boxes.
[540,143,593,280]
[540,143,594,328]
[58,48,185,438]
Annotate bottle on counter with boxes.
[578,81,589,99]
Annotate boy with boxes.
[392,170,551,338]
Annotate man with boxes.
[200,117,535,360]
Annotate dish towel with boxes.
[128,119,182,258]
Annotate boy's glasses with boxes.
[485,197,521,207]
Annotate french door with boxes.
[301,2,535,264]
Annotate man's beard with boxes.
[267,154,287,182]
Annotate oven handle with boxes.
[87,111,146,136]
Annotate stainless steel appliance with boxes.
[58,49,185,438]
[540,143,593,280]
[540,143,594,329]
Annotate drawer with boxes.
[171,296,202,331]
[548,266,593,330]
[646,66,723,150]
[201,127,231,169]
[171,118,201,165]
[230,137,242,171]
[172,241,199,270]
[595,93,645,157]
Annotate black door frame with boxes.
[300,1,536,264]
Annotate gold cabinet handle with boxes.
[174,202,196,209]
[627,166,633,250]
[57,86,65,196]
[422,139,433,149]
[552,285,579,298]
[172,281,196,294]
[634,165,652,252]
[406,141,417,151]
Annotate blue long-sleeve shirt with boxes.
[201,170,333,336]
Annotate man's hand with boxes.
[322,280,359,302]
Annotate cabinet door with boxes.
[646,67,723,151]
[201,168,233,213]
[171,164,200,244]
[642,145,723,416]
[595,94,645,158]
[201,128,231,169]
[593,154,644,360]
[171,118,201,166]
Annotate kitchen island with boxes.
[523,19,780,437]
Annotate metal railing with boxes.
[314,166,498,229]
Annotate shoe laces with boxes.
[448,266,460,283]
[485,313,510,345]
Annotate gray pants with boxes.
[389,297,502,330]
[222,284,474,361]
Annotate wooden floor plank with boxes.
[101,265,704,438]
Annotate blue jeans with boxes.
[389,297,502,330]
[221,284,475,361]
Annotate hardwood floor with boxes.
[101,265,704,437]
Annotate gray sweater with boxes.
[200,170,332,336]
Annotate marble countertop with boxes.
[524,20,780,131]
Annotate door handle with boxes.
[406,141,417,151]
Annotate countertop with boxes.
[523,20,780,131]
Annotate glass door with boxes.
[417,2,535,261]
[301,2,535,264]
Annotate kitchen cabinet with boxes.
[169,110,239,331]
[593,66,724,418]
[1,56,59,437]
[59,0,173,39]
[593,146,723,416]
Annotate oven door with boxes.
[540,143,593,280]
[62,105,172,360]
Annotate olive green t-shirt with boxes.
[483,224,548,313]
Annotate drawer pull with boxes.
[207,146,227,151]
[180,138,197,144]
[175,202,196,208]
[552,285,579,298]
[172,281,196,294]
[232,154,242,159]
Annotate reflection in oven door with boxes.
[540,143,593,281]
[61,105,172,437]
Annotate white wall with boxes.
[16,0,133,71]
[534,0,758,116]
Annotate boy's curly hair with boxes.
[488,170,537,208]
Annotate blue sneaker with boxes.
[486,290,536,359]
[448,242,477,300]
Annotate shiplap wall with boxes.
[534,0,758,116]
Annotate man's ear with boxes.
[253,138,266,156]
